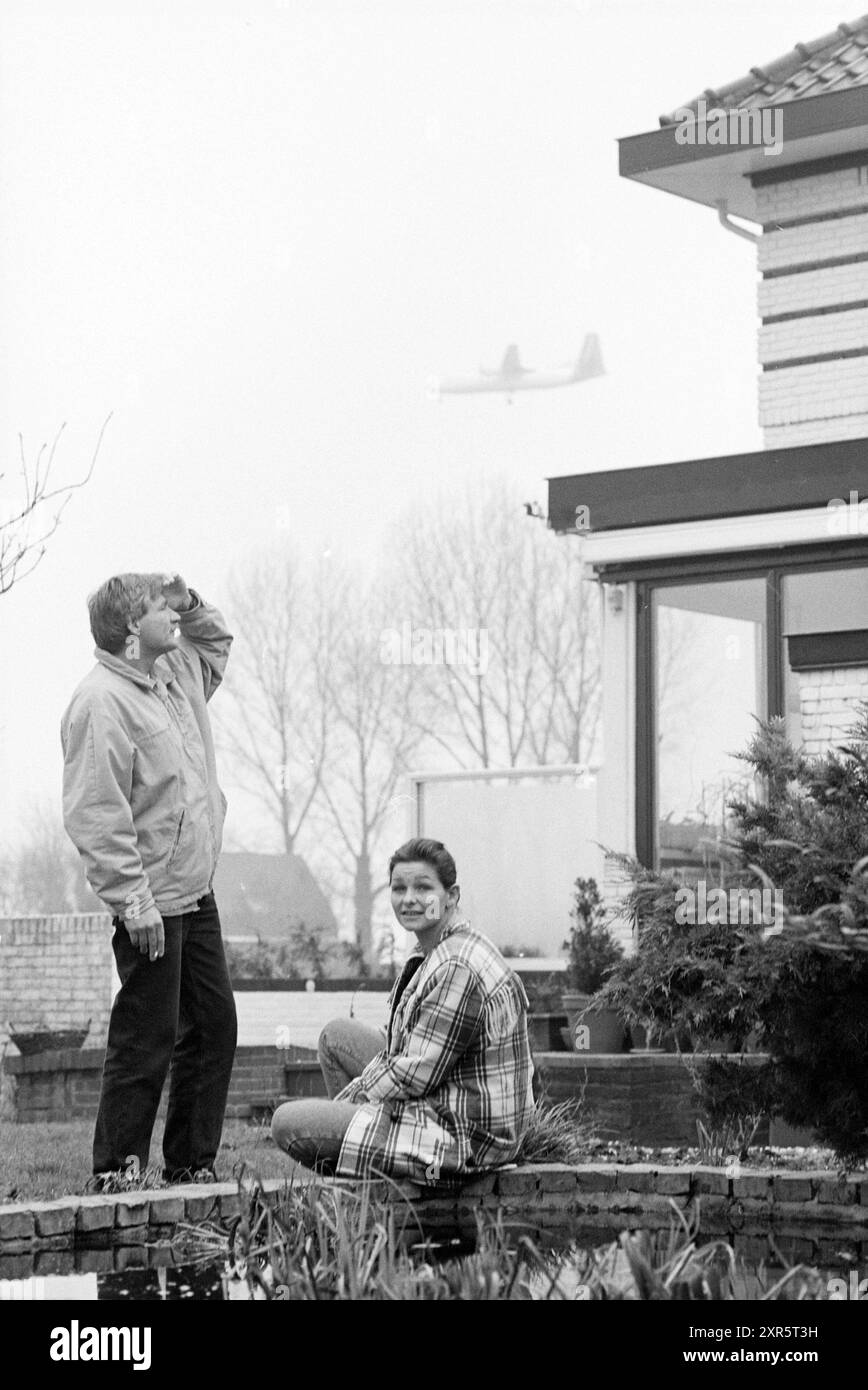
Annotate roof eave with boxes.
[619,86,868,221]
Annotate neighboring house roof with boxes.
[659,13,868,124]
[213,851,339,940]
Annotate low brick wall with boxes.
[4,1045,324,1124]
[534,1053,772,1147]
[1,1164,866,1278]
[6,1047,784,1147]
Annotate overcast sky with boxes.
[0,0,850,851]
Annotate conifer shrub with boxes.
[597,708,868,1164]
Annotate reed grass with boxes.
[174,1165,833,1301]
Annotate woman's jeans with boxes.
[271,1018,384,1173]
[93,892,238,1179]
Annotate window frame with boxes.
[631,541,868,868]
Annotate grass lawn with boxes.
[0,1117,294,1202]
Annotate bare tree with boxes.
[392,476,601,769]
[0,802,102,915]
[0,417,111,596]
[216,553,423,963]
[312,577,423,960]
[213,552,336,855]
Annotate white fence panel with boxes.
[409,766,601,956]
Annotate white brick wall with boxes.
[758,263,868,318]
[758,211,868,273]
[765,413,868,447]
[755,164,868,223]
[0,914,114,1057]
[798,666,868,757]
[759,357,868,426]
[759,307,868,364]
[757,167,868,446]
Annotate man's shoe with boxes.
[163,1166,218,1185]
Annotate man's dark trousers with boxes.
[93,892,238,1178]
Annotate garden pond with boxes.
[1,1218,863,1301]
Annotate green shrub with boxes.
[224,930,380,983]
[596,857,764,1050]
[598,708,868,1164]
[562,877,623,993]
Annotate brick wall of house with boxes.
[755,162,868,447]
[797,666,868,757]
[0,915,114,1058]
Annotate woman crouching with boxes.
[271,837,535,1183]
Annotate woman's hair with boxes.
[388,838,457,889]
[87,573,165,654]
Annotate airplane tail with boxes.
[574,333,604,380]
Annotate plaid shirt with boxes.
[334,919,535,1183]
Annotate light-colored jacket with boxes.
[60,593,232,919]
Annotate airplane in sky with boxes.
[432,333,604,402]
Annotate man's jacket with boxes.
[334,920,535,1183]
[61,594,232,919]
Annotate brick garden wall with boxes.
[534,1053,770,1147]
[2,1167,867,1280]
[5,1045,324,1124]
[0,915,114,1060]
[6,1047,778,1149]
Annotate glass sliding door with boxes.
[652,578,767,873]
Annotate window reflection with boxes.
[653,579,767,873]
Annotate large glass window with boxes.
[653,579,767,873]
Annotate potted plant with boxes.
[561,877,627,1052]
[9,1016,91,1055]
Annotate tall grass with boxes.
[516,1099,594,1165]
[175,1167,832,1301]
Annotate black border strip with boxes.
[787,628,868,669]
[763,251,868,278]
[596,539,868,585]
[547,436,868,535]
[762,202,868,231]
[762,299,868,323]
[751,145,868,187]
[762,345,868,370]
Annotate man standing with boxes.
[61,571,237,1185]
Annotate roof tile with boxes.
[660,14,868,124]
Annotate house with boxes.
[548,16,868,935]
[213,850,339,941]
